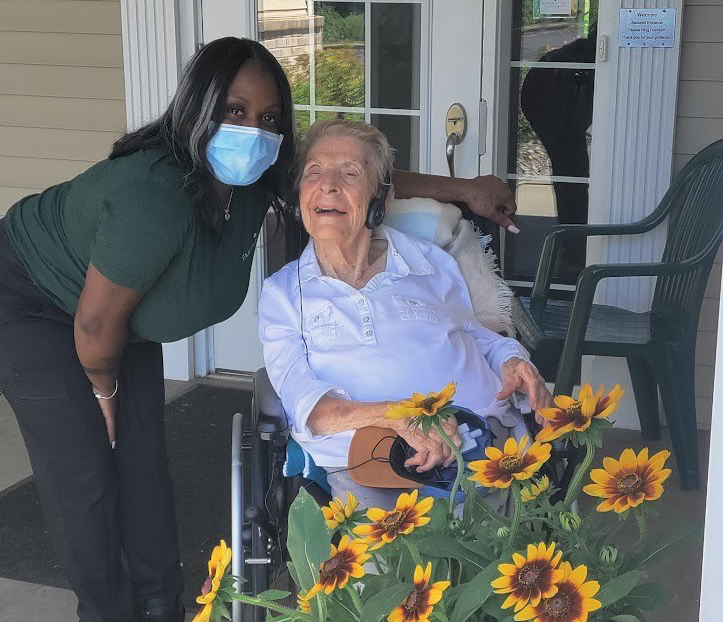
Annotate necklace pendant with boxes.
[224,212,231,221]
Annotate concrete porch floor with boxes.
[0,381,710,622]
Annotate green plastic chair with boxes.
[512,138,723,490]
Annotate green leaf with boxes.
[459,540,495,563]
[417,536,488,571]
[287,562,300,586]
[327,595,359,621]
[624,583,677,611]
[360,583,411,622]
[422,417,433,436]
[610,616,643,622]
[257,589,291,601]
[596,570,646,608]
[360,573,393,602]
[286,487,331,593]
[627,523,703,571]
[212,597,232,621]
[450,560,500,622]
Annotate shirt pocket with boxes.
[304,304,337,346]
[392,295,439,324]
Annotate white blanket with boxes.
[384,197,515,336]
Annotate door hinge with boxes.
[478,99,488,156]
[598,35,608,62]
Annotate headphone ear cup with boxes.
[366,200,386,229]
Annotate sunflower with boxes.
[353,489,433,550]
[536,384,624,443]
[514,561,601,622]
[322,491,360,530]
[583,447,671,513]
[385,382,457,419]
[297,591,311,614]
[388,562,450,622]
[521,475,551,503]
[193,540,232,622]
[306,535,370,598]
[491,542,565,613]
[468,436,552,489]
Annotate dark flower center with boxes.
[618,473,643,494]
[321,554,344,579]
[499,456,523,473]
[404,588,423,611]
[201,576,213,596]
[381,510,405,530]
[419,397,438,412]
[518,565,542,586]
[544,592,571,617]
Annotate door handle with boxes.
[445,103,467,178]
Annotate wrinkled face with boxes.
[299,135,375,242]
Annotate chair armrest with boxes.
[531,213,667,300]
[253,368,289,442]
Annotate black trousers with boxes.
[0,219,183,621]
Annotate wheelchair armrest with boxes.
[254,368,289,443]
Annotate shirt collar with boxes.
[295,224,435,286]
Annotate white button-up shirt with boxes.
[258,225,531,467]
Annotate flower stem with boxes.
[370,551,384,575]
[402,536,424,567]
[633,507,648,552]
[563,436,595,509]
[508,483,523,549]
[230,593,318,621]
[345,584,363,616]
[434,421,465,513]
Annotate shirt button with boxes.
[365,330,373,336]
[357,299,364,306]
[363,316,370,322]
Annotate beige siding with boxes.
[675,1,723,428]
[0,0,125,218]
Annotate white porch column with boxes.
[120,0,194,380]
[585,0,684,428]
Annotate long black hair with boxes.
[110,37,296,232]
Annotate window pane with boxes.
[503,181,588,284]
[512,0,598,62]
[314,2,365,108]
[370,3,421,110]
[371,114,420,172]
[295,110,311,137]
[507,66,594,178]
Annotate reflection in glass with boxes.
[513,0,598,61]
[370,3,421,110]
[371,114,419,172]
[503,181,588,285]
[314,3,365,108]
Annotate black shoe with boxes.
[133,597,185,622]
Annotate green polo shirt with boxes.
[4,148,269,343]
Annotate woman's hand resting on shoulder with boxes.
[497,357,553,427]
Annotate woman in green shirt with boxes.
[0,37,517,622]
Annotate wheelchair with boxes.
[229,368,574,622]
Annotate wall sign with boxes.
[619,8,676,48]
[536,0,574,16]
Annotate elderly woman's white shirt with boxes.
[258,225,530,467]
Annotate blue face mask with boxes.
[206,124,284,186]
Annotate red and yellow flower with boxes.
[388,562,450,622]
[514,561,601,622]
[306,535,370,599]
[583,447,671,513]
[297,591,311,614]
[385,382,457,419]
[322,491,359,530]
[468,436,552,489]
[521,475,551,503]
[536,384,624,443]
[193,540,232,622]
[491,542,564,612]
[354,489,433,550]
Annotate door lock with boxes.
[445,103,467,178]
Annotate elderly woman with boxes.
[258,120,551,509]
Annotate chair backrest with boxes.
[651,139,723,334]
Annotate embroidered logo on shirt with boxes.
[392,295,438,324]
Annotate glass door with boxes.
[485,0,599,290]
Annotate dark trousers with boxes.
[0,220,183,621]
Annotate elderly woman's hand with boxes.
[389,418,463,472]
[460,175,519,232]
[497,357,553,426]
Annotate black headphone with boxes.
[292,172,391,230]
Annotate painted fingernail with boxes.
[507,224,520,234]
[111,441,116,449]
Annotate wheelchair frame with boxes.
[230,368,573,622]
